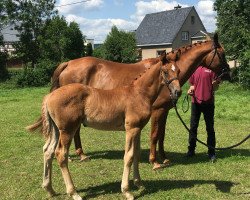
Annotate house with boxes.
[136,6,207,60]
[0,23,19,55]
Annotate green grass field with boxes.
[0,82,249,200]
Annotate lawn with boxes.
[0,82,249,200]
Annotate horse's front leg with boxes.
[149,108,169,170]
[74,127,89,161]
[121,127,141,200]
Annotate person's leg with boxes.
[203,103,216,158]
[188,103,201,156]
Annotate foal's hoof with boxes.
[134,179,143,189]
[123,192,134,200]
[80,155,90,162]
[72,193,83,200]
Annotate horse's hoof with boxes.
[153,162,169,170]
[80,155,90,162]
[163,159,171,165]
[134,179,143,189]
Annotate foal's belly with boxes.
[82,115,125,131]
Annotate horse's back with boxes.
[58,57,146,89]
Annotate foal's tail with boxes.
[50,62,68,92]
[26,96,54,139]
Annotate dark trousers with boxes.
[188,103,216,156]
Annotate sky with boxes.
[56,0,217,43]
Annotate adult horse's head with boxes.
[201,33,231,81]
[160,51,182,104]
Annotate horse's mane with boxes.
[166,40,211,58]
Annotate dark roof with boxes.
[136,6,194,46]
[191,30,213,39]
[1,23,19,42]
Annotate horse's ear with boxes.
[213,32,221,48]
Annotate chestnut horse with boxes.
[35,33,230,170]
[27,54,181,200]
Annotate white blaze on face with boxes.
[171,64,176,72]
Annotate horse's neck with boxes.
[133,62,162,103]
[177,41,213,86]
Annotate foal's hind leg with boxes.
[42,131,59,196]
[56,130,82,200]
[122,127,141,200]
[133,133,142,188]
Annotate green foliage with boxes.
[103,26,137,63]
[8,0,57,66]
[214,0,250,88]
[93,45,105,59]
[16,59,56,87]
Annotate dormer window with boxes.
[182,31,189,41]
[191,16,195,24]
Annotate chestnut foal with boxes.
[27,53,181,200]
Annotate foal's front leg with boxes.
[121,127,141,200]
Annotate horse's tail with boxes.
[26,95,54,139]
[50,62,69,92]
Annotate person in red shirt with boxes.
[187,66,220,162]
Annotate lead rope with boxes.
[173,101,250,150]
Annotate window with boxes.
[182,31,189,41]
[156,50,165,57]
[191,16,195,24]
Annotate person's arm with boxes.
[188,74,195,96]
[212,73,221,91]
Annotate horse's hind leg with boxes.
[74,127,89,161]
[56,130,82,200]
[42,130,59,196]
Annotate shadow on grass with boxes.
[69,148,250,165]
[77,179,235,199]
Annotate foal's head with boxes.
[159,51,182,103]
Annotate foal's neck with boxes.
[133,62,162,103]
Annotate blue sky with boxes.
[56,0,216,43]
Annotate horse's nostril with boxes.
[175,90,182,97]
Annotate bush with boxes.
[16,59,57,87]
[0,51,9,81]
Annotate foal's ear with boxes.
[175,49,181,61]
[159,50,167,64]
[213,32,221,48]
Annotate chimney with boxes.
[174,4,182,10]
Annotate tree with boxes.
[8,0,57,66]
[103,26,137,63]
[65,22,85,60]
[0,0,8,80]
[214,0,250,88]
[38,16,84,62]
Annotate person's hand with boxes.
[187,86,194,96]
[212,79,220,91]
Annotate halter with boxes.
[206,45,230,79]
